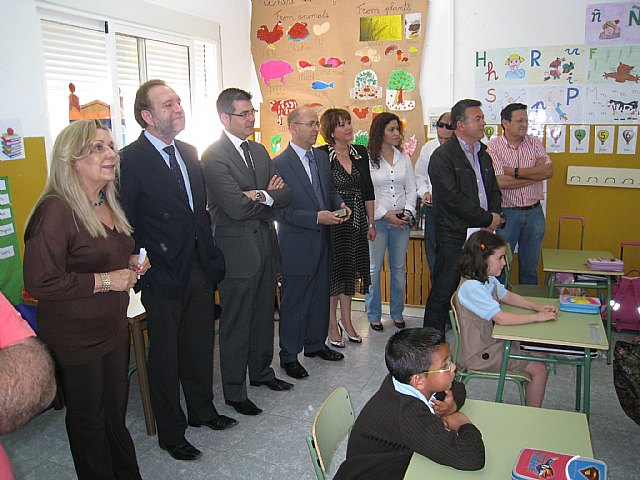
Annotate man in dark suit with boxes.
[273,106,349,379]
[119,79,237,462]
[201,88,293,417]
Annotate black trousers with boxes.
[142,258,218,446]
[59,342,141,480]
[423,241,464,333]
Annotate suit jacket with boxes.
[273,144,343,275]
[119,132,225,298]
[201,133,291,279]
[428,134,502,244]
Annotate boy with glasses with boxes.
[334,328,485,479]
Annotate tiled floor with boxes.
[3,307,639,479]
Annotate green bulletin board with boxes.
[0,176,23,304]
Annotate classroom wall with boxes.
[1,0,637,271]
[430,0,639,270]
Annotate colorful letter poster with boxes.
[475,43,640,126]
[250,0,428,157]
[586,2,640,45]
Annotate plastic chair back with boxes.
[306,386,355,479]
[557,215,585,250]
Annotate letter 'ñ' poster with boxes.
[251,0,428,158]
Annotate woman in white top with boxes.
[365,113,417,331]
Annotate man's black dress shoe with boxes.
[188,415,238,430]
[225,398,263,416]
[250,378,294,391]
[280,361,309,379]
[304,346,345,361]
[159,440,202,461]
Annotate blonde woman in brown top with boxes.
[24,120,149,480]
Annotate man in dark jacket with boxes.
[422,99,503,332]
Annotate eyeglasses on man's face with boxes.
[227,109,258,119]
[415,357,454,375]
[293,120,321,129]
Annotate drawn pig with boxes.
[259,60,294,86]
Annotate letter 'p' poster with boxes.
[251,0,428,157]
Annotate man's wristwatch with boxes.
[255,191,264,202]
[514,167,520,179]
[368,223,376,229]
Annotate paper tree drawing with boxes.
[386,70,416,110]
[350,69,383,100]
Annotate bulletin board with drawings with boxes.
[0,138,48,304]
[250,0,428,158]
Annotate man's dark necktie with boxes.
[240,141,257,185]
[163,145,188,202]
[306,150,325,209]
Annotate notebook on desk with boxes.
[512,448,607,480]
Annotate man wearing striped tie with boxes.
[487,103,553,285]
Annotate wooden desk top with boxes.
[492,297,608,350]
[541,248,623,276]
[404,399,593,479]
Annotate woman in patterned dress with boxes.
[319,109,376,347]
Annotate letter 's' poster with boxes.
[251,0,428,158]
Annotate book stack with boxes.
[1,128,22,159]
[513,448,607,480]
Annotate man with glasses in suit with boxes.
[201,88,293,417]
[273,107,349,379]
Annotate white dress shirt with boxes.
[370,147,417,220]
[414,137,440,197]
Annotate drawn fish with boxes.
[311,81,334,90]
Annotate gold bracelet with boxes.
[100,272,111,293]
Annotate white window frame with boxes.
[37,3,222,153]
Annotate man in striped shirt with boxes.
[487,103,553,285]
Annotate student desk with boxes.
[127,291,155,436]
[542,248,623,363]
[493,297,608,418]
[403,399,592,479]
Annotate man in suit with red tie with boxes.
[119,80,236,462]
[273,107,350,379]
[201,88,293,417]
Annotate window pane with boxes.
[41,20,113,140]
[192,41,222,154]
[145,39,191,122]
[115,33,142,145]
